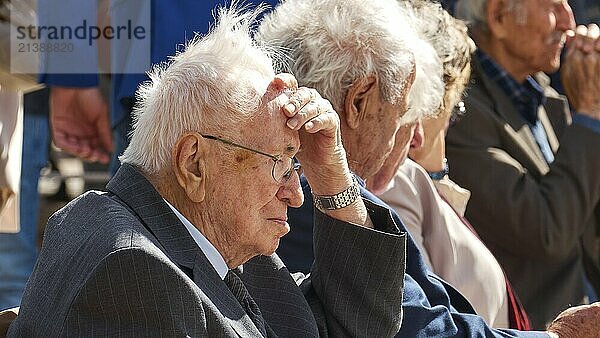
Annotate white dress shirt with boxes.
[163,199,228,280]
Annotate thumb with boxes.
[564,29,576,49]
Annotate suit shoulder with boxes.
[45,190,151,249]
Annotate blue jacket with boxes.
[282,175,547,337]
[38,0,278,127]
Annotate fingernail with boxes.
[287,119,298,129]
[305,121,314,130]
[284,103,296,113]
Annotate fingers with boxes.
[571,24,600,53]
[583,24,599,53]
[284,87,336,131]
[286,100,323,130]
[283,87,317,117]
[268,73,298,97]
[561,27,600,117]
[302,110,339,134]
[52,130,111,164]
[50,86,112,163]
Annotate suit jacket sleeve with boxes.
[446,94,600,260]
[379,165,433,268]
[298,199,406,338]
[61,246,208,336]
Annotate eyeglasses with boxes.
[201,134,301,184]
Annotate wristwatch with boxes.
[313,177,360,212]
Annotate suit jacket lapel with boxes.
[192,262,267,337]
[106,164,265,337]
[538,106,560,154]
[473,60,549,174]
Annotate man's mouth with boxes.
[546,31,567,47]
[268,217,290,229]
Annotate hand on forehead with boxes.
[263,73,298,118]
[267,73,299,93]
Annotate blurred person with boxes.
[372,0,530,329]
[0,88,49,312]
[451,0,600,328]
[0,0,48,311]
[259,0,600,336]
[8,6,408,336]
[0,87,20,231]
[39,0,278,172]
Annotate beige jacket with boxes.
[0,88,22,233]
[378,159,509,328]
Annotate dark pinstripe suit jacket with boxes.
[8,163,406,337]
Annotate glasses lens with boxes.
[273,157,295,183]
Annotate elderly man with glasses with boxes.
[6,5,409,337]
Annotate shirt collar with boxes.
[163,199,229,280]
[476,50,545,124]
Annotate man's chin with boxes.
[264,235,286,256]
[264,242,279,257]
[541,60,561,74]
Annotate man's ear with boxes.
[486,0,511,39]
[172,132,207,203]
[344,75,378,129]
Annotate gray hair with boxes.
[120,4,276,173]
[402,0,475,114]
[396,2,445,124]
[455,0,527,31]
[258,0,441,124]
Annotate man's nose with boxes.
[555,0,575,32]
[276,171,304,208]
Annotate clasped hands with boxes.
[561,23,600,119]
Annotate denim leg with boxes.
[0,113,49,310]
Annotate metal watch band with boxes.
[313,177,360,212]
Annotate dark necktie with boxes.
[224,270,268,337]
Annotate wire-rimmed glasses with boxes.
[201,134,301,184]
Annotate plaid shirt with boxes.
[477,50,555,163]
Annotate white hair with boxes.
[120,4,276,173]
[455,0,526,31]
[258,0,440,124]
[396,2,445,124]
[400,0,475,114]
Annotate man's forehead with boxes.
[245,102,299,155]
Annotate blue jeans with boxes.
[0,111,49,310]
